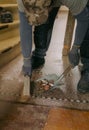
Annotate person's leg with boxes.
[19,11,32,76]
[68,5,89,67]
[32,7,59,69]
[77,27,89,93]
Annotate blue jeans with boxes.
[19,8,59,59]
[80,26,89,71]
[19,12,32,58]
[19,11,32,75]
[19,8,59,75]
[32,7,59,58]
[74,5,89,46]
[73,5,89,70]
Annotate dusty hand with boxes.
[68,45,80,68]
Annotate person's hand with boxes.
[68,45,80,68]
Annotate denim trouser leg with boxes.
[74,6,89,46]
[76,6,89,71]
[32,7,59,58]
[80,28,89,71]
[19,11,32,75]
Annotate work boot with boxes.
[31,56,45,70]
[68,45,80,67]
[77,70,89,93]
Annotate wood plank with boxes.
[0,36,20,53]
[0,4,17,8]
[44,108,89,130]
[0,0,16,4]
[0,20,19,27]
[0,43,21,68]
[62,11,75,56]
[0,25,20,41]
[60,6,68,11]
